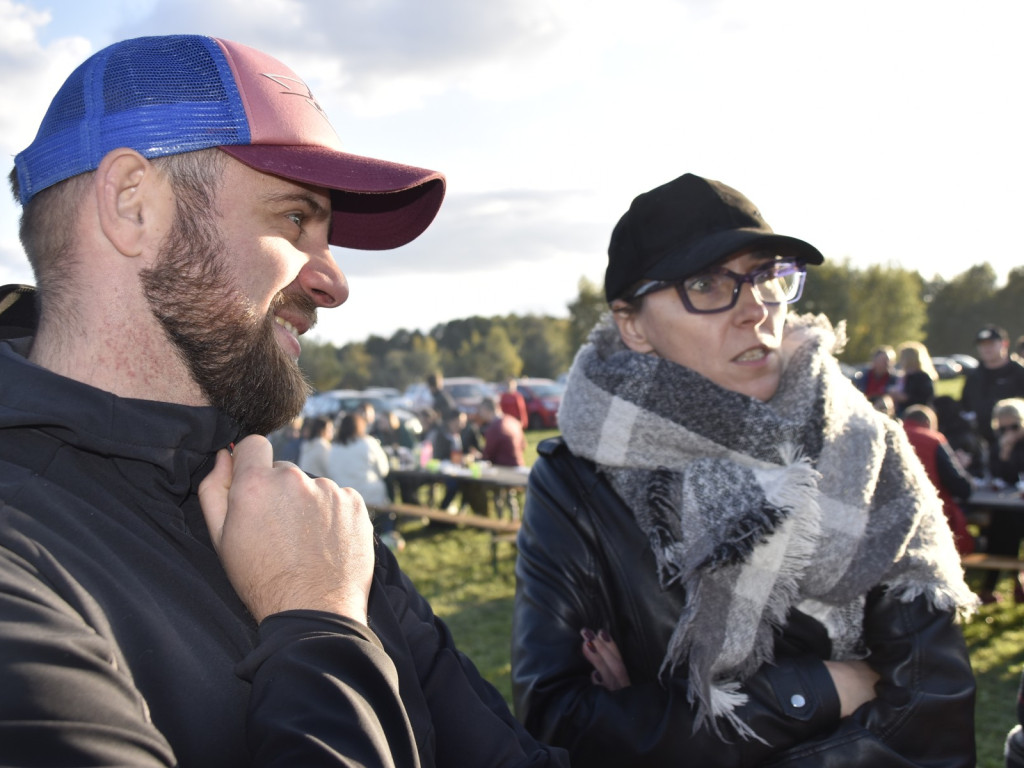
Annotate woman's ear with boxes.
[94,149,168,258]
[611,301,655,354]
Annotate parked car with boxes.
[443,376,492,420]
[303,388,423,439]
[399,382,432,413]
[516,377,564,430]
[931,356,964,380]
[949,354,978,371]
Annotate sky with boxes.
[1,0,1021,346]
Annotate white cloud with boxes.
[2,0,1022,345]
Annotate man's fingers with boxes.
[229,434,275,475]
[198,448,234,547]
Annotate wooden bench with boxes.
[960,553,1024,572]
[368,502,520,571]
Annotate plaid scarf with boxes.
[558,312,975,742]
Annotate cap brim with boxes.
[220,145,445,250]
[646,228,824,282]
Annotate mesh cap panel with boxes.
[16,36,249,203]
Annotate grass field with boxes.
[395,383,1018,766]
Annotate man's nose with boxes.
[298,244,348,308]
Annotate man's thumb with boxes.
[198,448,234,547]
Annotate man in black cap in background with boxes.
[961,324,1024,476]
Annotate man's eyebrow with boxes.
[262,192,332,220]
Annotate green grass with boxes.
[395,419,1015,765]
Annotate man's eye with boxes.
[286,213,304,227]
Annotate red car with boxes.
[516,378,564,430]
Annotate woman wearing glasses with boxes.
[511,174,976,766]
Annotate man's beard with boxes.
[139,208,315,436]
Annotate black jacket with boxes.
[0,337,566,768]
[512,438,976,767]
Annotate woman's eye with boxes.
[686,275,718,294]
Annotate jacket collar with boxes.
[0,338,240,500]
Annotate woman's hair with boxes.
[872,345,896,365]
[896,341,937,380]
[306,417,330,440]
[337,413,367,445]
[992,398,1024,431]
[903,404,938,430]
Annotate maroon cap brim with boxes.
[220,145,445,250]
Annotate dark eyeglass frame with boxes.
[629,258,807,314]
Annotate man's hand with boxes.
[198,435,375,625]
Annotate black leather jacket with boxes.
[512,438,976,767]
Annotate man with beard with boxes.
[0,35,566,768]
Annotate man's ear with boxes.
[611,301,654,354]
[94,149,168,258]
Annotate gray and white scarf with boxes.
[558,312,976,742]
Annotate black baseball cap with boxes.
[976,325,1008,343]
[605,173,824,302]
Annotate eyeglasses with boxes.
[629,258,807,314]
[998,423,1022,435]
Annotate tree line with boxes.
[298,262,1023,393]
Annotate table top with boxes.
[966,488,1024,511]
[390,462,530,489]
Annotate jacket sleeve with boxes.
[0,551,177,766]
[238,610,422,768]
[765,587,976,767]
[370,542,570,768]
[511,451,843,767]
[241,540,569,768]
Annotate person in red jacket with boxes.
[902,405,975,557]
[500,379,530,429]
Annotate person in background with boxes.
[501,378,530,429]
[991,398,1024,485]
[432,411,468,513]
[479,397,526,468]
[961,325,1024,476]
[974,398,1024,604]
[355,401,377,438]
[297,415,333,478]
[376,409,416,451]
[933,394,985,478]
[427,370,459,422]
[858,345,896,404]
[901,404,975,557]
[269,414,305,463]
[327,412,402,551]
[512,172,976,766]
[891,340,936,416]
[0,34,565,767]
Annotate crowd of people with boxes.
[0,29,1020,768]
[267,380,528,550]
[852,325,1024,606]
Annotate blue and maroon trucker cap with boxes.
[14,35,445,250]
